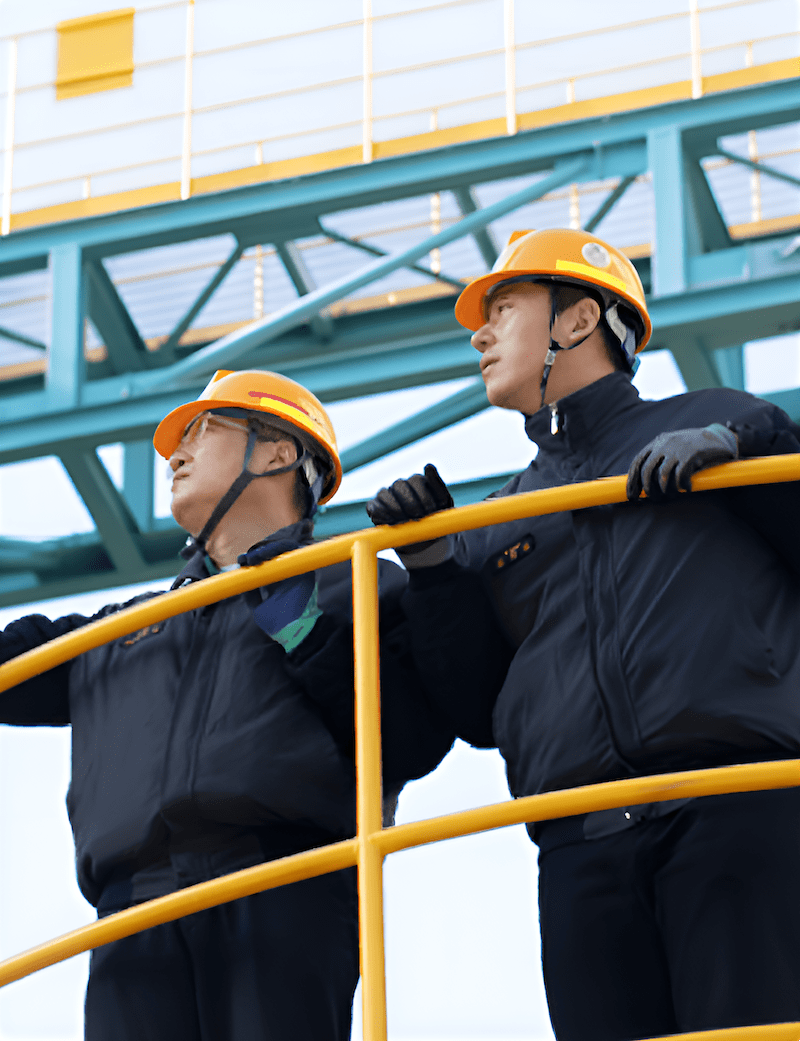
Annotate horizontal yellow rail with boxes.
[374,759,800,856]
[0,839,358,988]
[1,454,798,696]
[648,1025,800,1041]
[0,760,795,990]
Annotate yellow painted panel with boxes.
[9,181,181,231]
[704,56,800,96]
[56,7,135,101]
[518,80,693,133]
[190,145,363,195]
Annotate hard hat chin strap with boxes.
[538,285,594,410]
[179,419,312,565]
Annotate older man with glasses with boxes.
[0,369,454,1041]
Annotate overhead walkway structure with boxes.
[0,2,799,605]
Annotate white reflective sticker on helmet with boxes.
[581,242,611,269]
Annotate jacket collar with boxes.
[524,372,642,452]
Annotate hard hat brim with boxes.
[455,268,652,350]
[153,398,342,504]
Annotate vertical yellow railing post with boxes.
[352,538,388,1041]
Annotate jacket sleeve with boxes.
[402,555,515,749]
[284,560,455,792]
[722,400,800,579]
[0,612,92,725]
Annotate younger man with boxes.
[368,230,800,1040]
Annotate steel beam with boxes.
[0,324,46,351]
[648,126,688,296]
[0,79,795,275]
[158,239,245,359]
[716,146,800,191]
[583,176,636,234]
[669,338,723,391]
[713,345,746,390]
[130,157,589,391]
[123,441,156,533]
[452,186,499,269]
[274,241,334,341]
[319,224,465,289]
[59,447,146,572]
[682,158,731,254]
[57,459,142,578]
[85,259,149,373]
[48,242,84,408]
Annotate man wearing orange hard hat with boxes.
[0,369,453,1041]
[368,228,800,1039]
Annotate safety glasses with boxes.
[179,411,251,447]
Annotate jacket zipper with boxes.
[549,402,560,435]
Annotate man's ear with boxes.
[554,296,601,346]
[259,438,298,470]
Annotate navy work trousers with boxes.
[84,868,359,1041]
[537,787,800,1041]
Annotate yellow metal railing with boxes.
[1,456,800,1041]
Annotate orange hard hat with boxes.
[455,228,651,353]
[153,369,342,504]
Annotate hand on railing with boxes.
[366,463,454,568]
[626,425,738,501]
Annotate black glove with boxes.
[238,520,320,652]
[366,464,454,524]
[366,464,454,568]
[627,424,738,502]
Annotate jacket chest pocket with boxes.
[483,532,543,647]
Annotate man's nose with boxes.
[169,447,188,472]
[471,323,494,352]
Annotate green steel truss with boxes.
[1,77,800,606]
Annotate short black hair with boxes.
[552,283,629,373]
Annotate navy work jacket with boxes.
[0,557,453,905]
[405,373,800,802]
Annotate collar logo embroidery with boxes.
[493,535,535,570]
[122,623,164,647]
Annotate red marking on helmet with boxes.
[247,391,309,415]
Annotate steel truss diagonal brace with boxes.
[716,145,800,191]
[133,156,589,392]
[0,323,46,351]
[85,260,149,373]
[158,239,245,360]
[339,379,489,474]
[59,448,146,571]
[583,176,636,234]
[274,241,334,341]
[452,186,499,269]
[320,225,465,289]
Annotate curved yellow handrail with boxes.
[1,453,799,1041]
[0,760,796,991]
[0,454,797,695]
